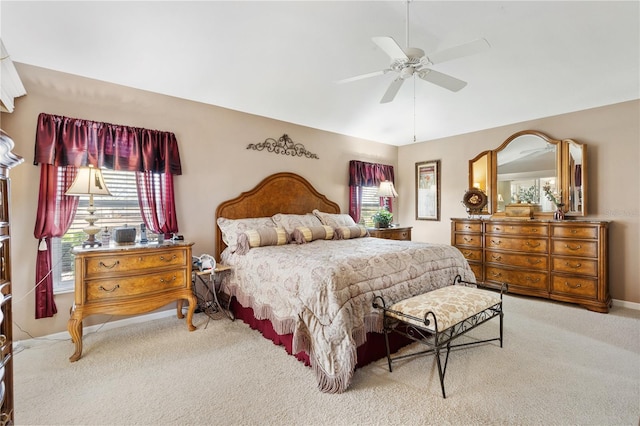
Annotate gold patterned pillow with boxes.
[235,227,289,255]
[291,225,335,244]
[387,285,501,332]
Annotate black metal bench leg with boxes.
[499,310,504,348]
[383,326,393,372]
[434,346,447,398]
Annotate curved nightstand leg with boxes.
[67,317,83,362]
[176,300,185,319]
[185,295,197,331]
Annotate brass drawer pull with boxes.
[564,244,582,251]
[493,227,501,231]
[525,276,541,283]
[160,255,178,262]
[463,237,473,243]
[528,259,542,264]
[570,229,577,234]
[490,239,501,245]
[98,284,120,293]
[491,271,502,278]
[462,251,473,258]
[160,275,177,283]
[491,254,502,261]
[565,262,582,269]
[99,260,120,269]
[528,228,539,233]
[525,241,541,248]
[565,281,582,289]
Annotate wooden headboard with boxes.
[214,172,341,261]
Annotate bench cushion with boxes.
[387,285,501,332]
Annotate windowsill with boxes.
[53,284,74,295]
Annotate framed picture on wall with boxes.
[416,160,441,221]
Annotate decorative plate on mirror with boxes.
[462,188,488,215]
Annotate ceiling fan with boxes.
[338,1,490,103]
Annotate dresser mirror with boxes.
[469,130,587,217]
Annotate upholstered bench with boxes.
[373,275,507,398]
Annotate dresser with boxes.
[451,218,610,313]
[0,130,22,425]
[68,242,196,361]
[368,226,412,241]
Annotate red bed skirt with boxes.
[230,299,413,368]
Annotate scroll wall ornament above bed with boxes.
[246,134,319,159]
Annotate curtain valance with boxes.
[348,160,395,187]
[33,113,182,175]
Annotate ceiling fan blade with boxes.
[418,69,467,92]
[372,36,408,60]
[336,69,389,84]
[380,77,405,103]
[427,38,490,65]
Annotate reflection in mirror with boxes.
[496,134,559,213]
[469,151,491,213]
[566,140,586,215]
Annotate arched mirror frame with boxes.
[469,130,587,217]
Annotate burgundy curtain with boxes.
[136,171,178,235]
[348,160,395,223]
[33,113,183,318]
[33,165,79,318]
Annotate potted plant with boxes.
[372,209,393,228]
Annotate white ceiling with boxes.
[2,1,639,146]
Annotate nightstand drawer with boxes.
[368,227,411,241]
[86,270,189,301]
[84,249,188,278]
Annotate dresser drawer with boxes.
[552,257,598,276]
[454,234,482,247]
[468,263,483,282]
[485,235,547,253]
[86,270,189,301]
[381,229,411,240]
[552,225,598,239]
[485,266,548,290]
[485,250,548,270]
[457,247,482,262]
[552,240,597,258]
[551,275,597,298]
[454,221,482,233]
[485,222,548,236]
[84,249,188,278]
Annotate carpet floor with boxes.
[13,294,640,425]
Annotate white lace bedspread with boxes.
[220,237,474,393]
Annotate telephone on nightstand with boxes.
[192,254,216,272]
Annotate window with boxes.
[360,186,382,228]
[52,169,149,293]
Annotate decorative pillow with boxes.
[334,225,369,240]
[216,217,276,253]
[312,209,357,229]
[271,213,323,234]
[236,227,290,255]
[291,225,335,244]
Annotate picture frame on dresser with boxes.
[416,160,440,221]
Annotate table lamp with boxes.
[377,181,398,210]
[65,165,112,247]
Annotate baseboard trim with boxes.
[612,298,640,310]
[15,309,177,348]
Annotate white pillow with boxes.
[217,217,276,253]
[312,209,357,229]
[271,213,322,234]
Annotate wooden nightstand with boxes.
[68,242,196,361]
[368,227,412,241]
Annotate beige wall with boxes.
[397,100,640,305]
[2,64,637,341]
[0,64,397,339]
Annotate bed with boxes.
[215,172,475,393]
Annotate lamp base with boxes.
[81,234,102,248]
